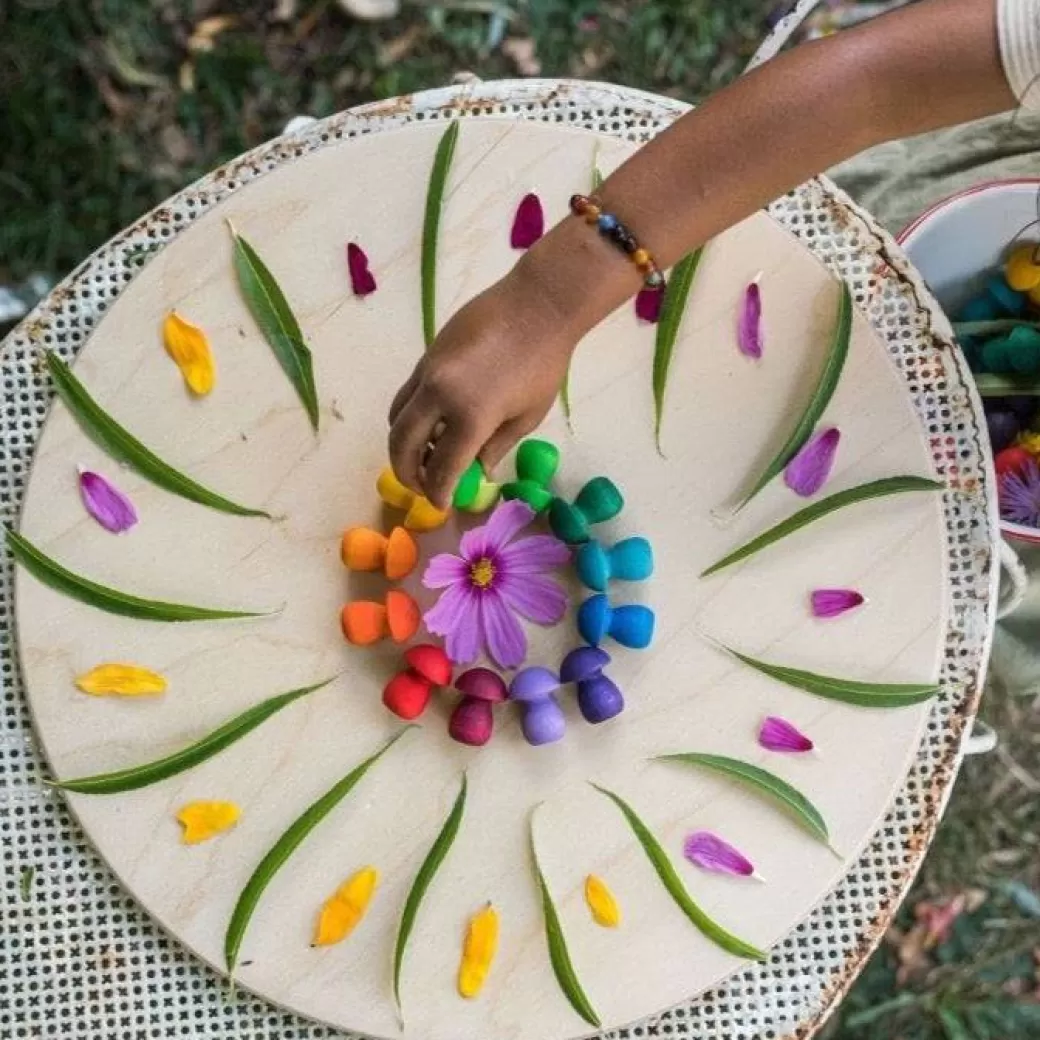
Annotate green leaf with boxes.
[530,810,601,1028]
[230,225,320,432]
[937,1004,973,1040]
[421,120,460,349]
[591,784,765,960]
[653,248,703,452]
[19,865,35,902]
[7,528,272,622]
[738,281,853,508]
[652,754,831,845]
[393,772,467,1016]
[559,365,573,429]
[225,728,412,974]
[718,644,939,708]
[44,352,268,518]
[700,475,943,577]
[974,373,1040,397]
[50,678,333,794]
[591,164,604,192]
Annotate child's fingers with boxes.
[478,415,536,475]
[422,418,491,510]
[388,393,443,493]
[388,364,423,425]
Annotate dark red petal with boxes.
[510,193,544,250]
[346,242,377,297]
[635,286,664,323]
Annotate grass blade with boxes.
[7,528,272,622]
[700,475,942,577]
[225,727,412,974]
[653,248,703,452]
[530,809,601,1027]
[653,754,830,845]
[592,784,765,960]
[45,352,268,518]
[739,281,853,508]
[51,678,333,794]
[230,226,319,431]
[393,772,467,1016]
[422,120,460,349]
[973,373,1040,397]
[721,645,938,708]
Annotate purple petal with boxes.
[347,242,377,297]
[499,534,570,574]
[480,592,527,669]
[461,499,534,560]
[510,193,544,249]
[78,469,138,533]
[758,715,814,753]
[635,286,664,324]
[422,553,468,589]
[683,832,755,877]
[424,584,481,665]
[810,588,865,619]
[784,426,841,497]
[737,281,763,358]
[498,573,567,625]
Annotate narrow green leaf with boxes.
[230,226,320,431]
[7,528,272,622]
[591,163,604,192]
[51,678,333,794]
[592,784,765,960]
[45,352,268,518]
[700,475,943,577]
[394,773,467,1015]
[421,120,460,349]
[652,754,830,845]
[974,373,1040,397]
[653,248,703,452]
[19,865,35,902]
[739,281,853,508]
[225,727,412,974]
[953,318,1040,337]
[530,810,601,1027]
[720,644,938,708]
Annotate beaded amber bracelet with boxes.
[569,194,665,289]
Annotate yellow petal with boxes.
[458,903,499,999]
[75,663,168,697]
[176,800,240,844]
[584,874,620,928]
[163,311,216,395]
[1005,244,1040,292]
[314,867,379,946]
[1017,431,1040,456]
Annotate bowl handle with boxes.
[998,538,1028,620]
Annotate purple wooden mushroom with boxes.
[560,645,624,724]
[449,668,508,747]
[509,667,565,746]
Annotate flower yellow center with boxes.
[470,558,496,589]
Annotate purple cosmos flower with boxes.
[78,468,138,533]
[1000,458,1040,526]
[758,715,814,753]
[810,588,865,618]
[737,279,763,358]
[423,500,569,668]
[346,242,377,296]
[784,426,841,497]
[510,193,544,249]
[635,286,664,323]
[683,831,756,877]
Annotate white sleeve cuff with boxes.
[999,0,1040,109]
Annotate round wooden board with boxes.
[16,118,947,1040]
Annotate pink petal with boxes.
[461,499,534,560]
[810,588,865,619]
[635,286,664,324]
[737,281,763,358]
[499,534,570,574]
[424,584,481,665]
[346,242,377,297]
[480,592,527,669]
[78,469,138,533]
[758,715,814,753]
[422,553,468,589]
[498,573,567,625]
[683,832,755,877]
[784,426,841,497]
[510,193,544,250]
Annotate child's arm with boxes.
[390,0,1015,508]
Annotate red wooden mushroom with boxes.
[383,644,452,720]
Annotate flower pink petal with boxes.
[346,242,377,297]
[810,588,865,619]
[683,832,755,877]
[510,193,544,249]
[480,592,527,669]
[461,499,534,560]
[78,469,138,533]
[784,426,841,497]
[499,534,570,574]
[423,553,469,589]
[737,280,763,358]
[498,573,567,625]
[758,716,814,753]
[424,583,481,665]
[635,286,664,323]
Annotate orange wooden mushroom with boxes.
[340,526,418,581]
[340,589,420,646]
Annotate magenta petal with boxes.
[784,426,841,497]
[810,588,865,619]
[78,469,138,533]
[498,573,567,625]
[480,592,527,669]
[635,286,664,324]
[510,193,544,249]
[758,715,814,753]
[499,534,570,574]
[422,553,469,589]
[683,832,755,877]
[737,281,763,358]
[346,242,377,297]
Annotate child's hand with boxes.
[387,269,573,509]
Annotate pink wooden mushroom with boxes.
[449,668,508,747]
